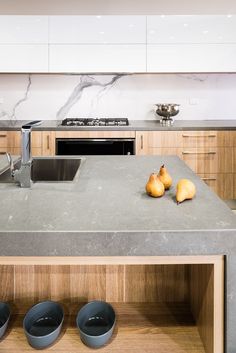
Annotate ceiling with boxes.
[0,0,235,15]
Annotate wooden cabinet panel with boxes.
[31,132,42,148]
[0,131,21,148]
[135,132,149,155]
[42,131,56,156]
[0,132,8,148]
[199,173,235,199]
[143,131,182,148]
[182,148,233,174]
[181,131,217,148]
[136,130,235,199]
[55,131,135,139]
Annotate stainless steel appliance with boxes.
[155,104,180,126]
[57,118,134,155]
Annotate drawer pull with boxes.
[182,151,216,155]
[182,134,216,138]
[201,177,217,181]
[0,152,6,155]
[0,134,7,138]
[141,135,143,150]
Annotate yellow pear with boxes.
[176,179,196,204]
[146,173,165,198]
[158,164,172,190]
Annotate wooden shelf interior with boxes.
[0,258,224,353]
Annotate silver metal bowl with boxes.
[155,104,180,118]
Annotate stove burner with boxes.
[61,118,129,127]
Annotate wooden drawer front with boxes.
[56,131,135,139]
[31,132,42,148]
[227,131,236,147]
[181,131,217,148]
[146,131,181,148]
[182,148,233,174]
[217,131,235,147]
[199,173,235,199]
[0,132,8,147]
[146,147,181,157]
[0,131,21,148]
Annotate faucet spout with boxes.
[21,124,32,165]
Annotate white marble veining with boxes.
[1,73,236,121]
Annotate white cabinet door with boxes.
[147,44,236,72]
[49,44,146,72]
[49,16,146,44]
[0,16,48,43]
[0,45,48,72]
[147,15,236,44]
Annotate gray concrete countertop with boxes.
[0,155,235,233]
[0,155,236,352]
[2,119,236,131]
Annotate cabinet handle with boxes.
[0,134,7,138]
[0,151,6,155]
[201,177,217,181]
[47,135,50,150]
[140,135,143,150]
[182,134,216,138]
[182,151,216,155]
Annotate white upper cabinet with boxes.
[1,15,236,73]
[0,45,48,72]
[49,45,146,73]
[147,44,236,72]
[0,16,48,43]
[49,16,146,44]
[147,15,236,72]
[0,16,49,72]
[147,15,236,44]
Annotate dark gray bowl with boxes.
[76,301,116,348]
[0,302,10,339]
[23,301,64,349]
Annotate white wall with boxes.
[0,73,236,121]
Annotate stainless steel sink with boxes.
[0,157,83,183]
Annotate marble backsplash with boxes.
[0,73,236,121]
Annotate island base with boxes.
[0,256,224,353]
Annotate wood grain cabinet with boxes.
[41,131,56,156]
[0,255,224,353]
[136,130,236,199]
[0,131,21,155]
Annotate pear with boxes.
[176,179,196,204]
[146,173,165,198]
[158,164,172,190]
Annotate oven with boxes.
[56,138,135,155]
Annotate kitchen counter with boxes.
[0,155,235,236]
[2,119,236,131]
[0,155,236,352]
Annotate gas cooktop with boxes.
[60,118,129,127]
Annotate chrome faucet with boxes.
[6,121,42,188]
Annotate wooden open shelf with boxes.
[1,303,205,353]
[0,256,224,353]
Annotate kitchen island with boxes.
[0,155,236,353]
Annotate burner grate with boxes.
[61,118,129,127]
